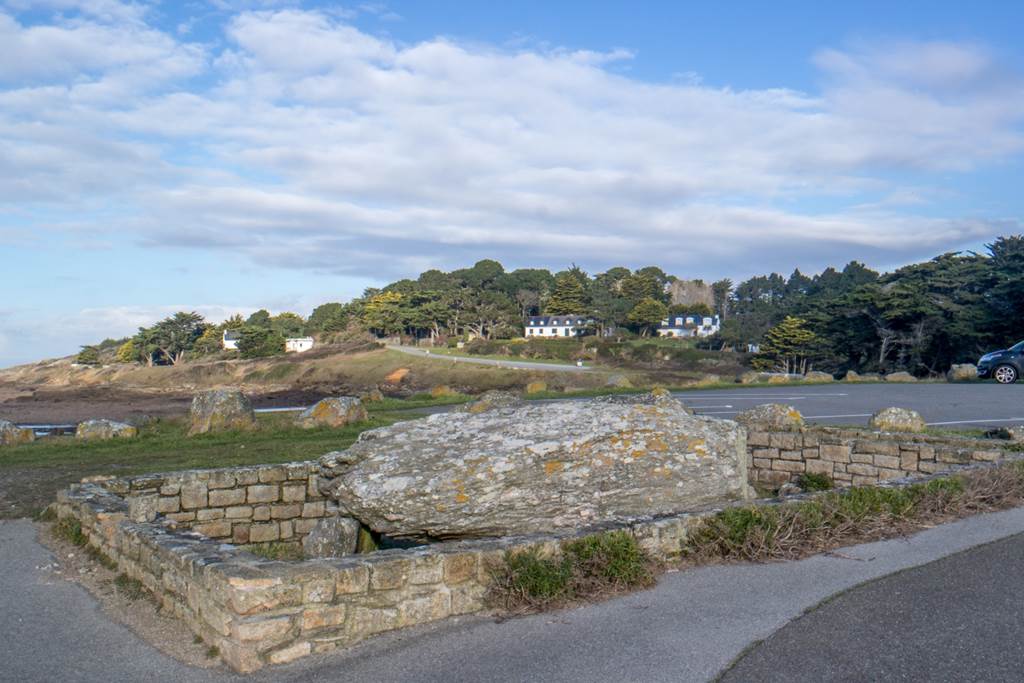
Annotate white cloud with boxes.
[0,7,1022,289]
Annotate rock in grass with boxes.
[947,364,978,382]
[884,371,917,382]
[0,420,34,447]
[296,397,368,429]
[804,371,834,382]
[735,403,804,430]
[525,381,547,394]
[429,385,458,398]
[454,390,522,414]
[188,389,256,436]
[844,370,881,382]
[870,407,926,433]
[75,419,138,441]
[319,396,749,540]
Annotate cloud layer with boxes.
[2,2,1023,285]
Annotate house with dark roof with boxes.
[222,329,242,350]
[657,313,720,338]
[524,315,590,338]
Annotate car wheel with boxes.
[994,364,1018,384]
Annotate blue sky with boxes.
[1,0,1022,367]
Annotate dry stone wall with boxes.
[746,426,1009,487]
[101,462,337,547]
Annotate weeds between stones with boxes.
[112,574,147,602]
[686,462,1024,563]
[487,531,658,614]
[796,472,834,492]
[52,517,87,546]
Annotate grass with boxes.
[796,472,834,491]
[0,411,410,519]
[53,516,87,546]
[365,394,472,412]
[685,463,1024,563]
[420,347,582,366]
[487,531,657,614]
[241,542,304,561]
[112,573,147,601]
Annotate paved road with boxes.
[722,531,1024,682]
[9,508,1024,682]
[676,382,1024,429]
[387,345,591,371]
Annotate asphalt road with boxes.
[676,382,1024,429]
[388,345,591,371]
[9,508,1024,682]
[721,531,1024,682]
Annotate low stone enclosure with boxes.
[53,405,1023,673]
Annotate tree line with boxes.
[76,236,1024,376]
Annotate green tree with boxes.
[76,345,100,365]
[246,309,272,328]
[115,340,136,364]
[627,298,669,336]
[755,316,823,374]
[236,326,285,358]
[270,312,306,338]
[308,303,349,332]
[546,274,588,314]
[149,312,206,365]
[362,291,407,336]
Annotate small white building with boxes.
[222,330,241,350]
[657,314,721,339]
[524,315,588,338]
[285,337,315,353]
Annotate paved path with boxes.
[8,507,1024,682]
[722,531,1024,682]
[387,345,592,372]
[676,382,1024,429]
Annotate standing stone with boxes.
[296,397,368,429]
[870,407,926,433]
[188,389,256,436]
[75,419,138,441]
[0,420,34,447]
[884,371,917,383]
[804,371,834,382]
[947,364,978,382]
[525,381,547,395]
[735,404,805,430]
[320,397,750,540]
[301,517,361,558]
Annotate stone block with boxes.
[850,453,874,464]
[279,521,294,539]
[293,518,317,535]
[156,496,180,514]
[771,460,805,473]
[302,605,347,632]
[194,521,232,538]
[253,506,271,521]
[917,461,945,474]
[226,505,253,519]
[918,446,935,461]
[232,615,294,643]
[165,512,195,523]
[852,475,877,486]
[335,565,370,595]
[399,590,451,625]
[855,440,899,456]
[268,641,312,665]
[302,501,326,518]
[937,449,970,465]
[128,494,158,523]
[259,467,288,483]
[900,451,919,471]
[232,525,250,544]
[370,559,411,590]
[746,431,770,447]
[208,471,236,490]
[248,485,279,504]
[210,488,246,507]
[971,450,1002,462]
[180,482,208,510]
[751,448,779,460]
[780,450,803,461]
[249,523,280,543]
[159,484,181,496]
[196,508,225,521]
[443,553,479,585]
[805,459,834,476]
[820,444,852,462]
[235,469,259,486]
[847,463,878,477]
[873,454,901,469]
[802,447,819,459]
[877,468,904,481]
[802,433,820,447]
[449,583,487,615]
[409,555,445,585]
[752,458,772,469]
[271,504,303,520]
[769,433,800,450]
[287,463,312,480]
[282,484,306,503]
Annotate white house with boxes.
[285,337,315,353]
[222,330,241,350]
[657,313,721,338]
[524,315,589,338]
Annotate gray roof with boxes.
[526,316,589,326]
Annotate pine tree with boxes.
[546,274,588,314]
[755,316,822,374]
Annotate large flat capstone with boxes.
[319,396,750,540]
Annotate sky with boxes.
[1,0,1023,368]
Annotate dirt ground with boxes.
[0,385,332,424]
[36,521,226,671]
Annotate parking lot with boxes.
[677,382,1024,429]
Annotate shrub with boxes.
[797,472,834,491]
[53,517,87,546]
[487,531,656,613]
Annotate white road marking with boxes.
[676,393,850,400]
[687,404,733,409]
[926,417,1024,426]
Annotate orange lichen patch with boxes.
[689,439,708,457]
[454,493,469,503]
[646,437,669,452]
[384,367,410,383]
[631,449,647,459]
[544,461,564,475]
[435,504,447,512]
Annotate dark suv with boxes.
[977,340,1024,384]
